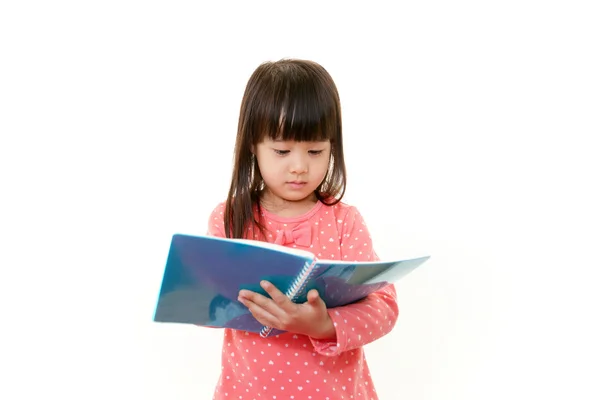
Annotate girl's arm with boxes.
[200,203,227,329]
[207,202,227,238]
[309,206,399,356]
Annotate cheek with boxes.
[314,158,331,178]
[256,157,280,180]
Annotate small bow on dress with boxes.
[273,225,312,247]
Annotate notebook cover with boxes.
[153,234,429,336]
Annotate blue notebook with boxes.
[153,234,430,337]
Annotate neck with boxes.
[259,190,317,218]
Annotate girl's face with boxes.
[254,138,331,210]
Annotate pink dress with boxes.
[206,200,399,400]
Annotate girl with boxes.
[206,59,398,400]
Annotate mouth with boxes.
[286,181,307,188]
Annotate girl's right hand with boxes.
[238,280,336,340]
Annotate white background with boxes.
[1,1,599,399]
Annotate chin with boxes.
[294,193,319,202]
[279,189,316,202]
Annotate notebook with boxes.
[152,233,430,337]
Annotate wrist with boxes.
[310,315,336,340]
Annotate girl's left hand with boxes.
[238,280,336,340]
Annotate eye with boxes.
[308,150,324,155]
[274,149,290,155]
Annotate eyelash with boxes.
[274,150,323,156]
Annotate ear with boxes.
[250,144,255,154]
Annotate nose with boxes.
[290,153,308,174]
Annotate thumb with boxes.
[307,289,322,305]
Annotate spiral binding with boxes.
[259,259,318,338]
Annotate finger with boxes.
[238,288,271,307]
[306,289,323,306]
[307,289,319,303]
[238,296,280,328]
[259,281,296,311]
[238,288,286,320]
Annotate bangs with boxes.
[250,62,340,144]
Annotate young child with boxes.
[206,59,398,400]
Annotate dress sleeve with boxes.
[207,202,226,238]
[200,203,227,329]
[310,206,399,356]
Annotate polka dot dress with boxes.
[206,201,399,400]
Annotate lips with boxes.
[286,181,307,189]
